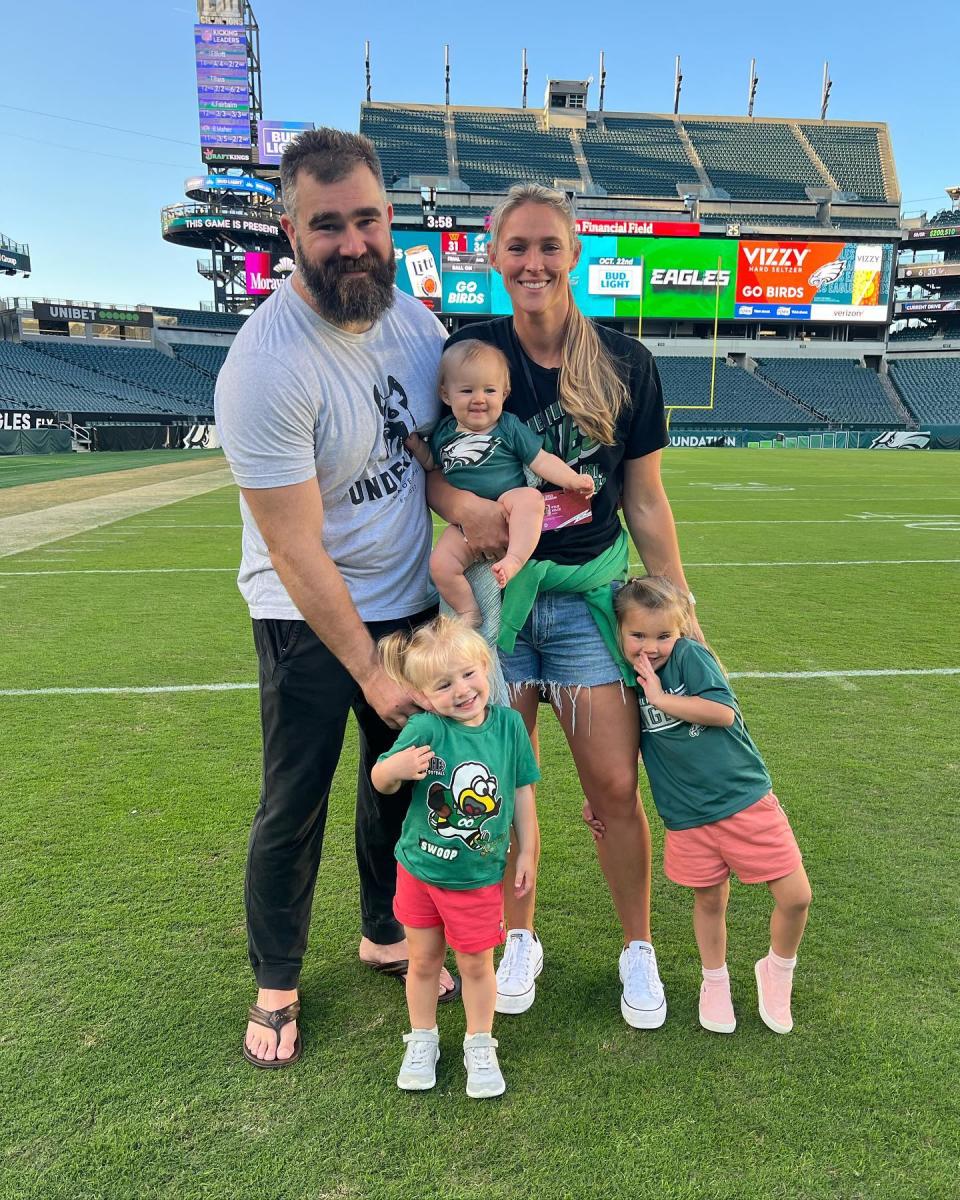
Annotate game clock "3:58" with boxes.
[422,212,454,230]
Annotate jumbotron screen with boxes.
[392,230,895,323]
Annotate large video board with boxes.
[194,24,250,154]
[392,231,894,323]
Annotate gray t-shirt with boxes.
[215,278,446,621]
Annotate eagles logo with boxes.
[439,432,498,473]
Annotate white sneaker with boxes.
[495,929,543,1014]
[618,940,667,1029]
[396,1028,440,1091]
[463,1032,506,1098]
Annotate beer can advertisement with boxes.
[734,241,892,322]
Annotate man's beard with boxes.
[295,237,396,326]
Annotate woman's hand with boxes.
[633,652,666,704]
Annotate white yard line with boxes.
[0,567,236,576]
[632,558,960,569]
[3,666,958,698]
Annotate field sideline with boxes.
[1,447,957,1200]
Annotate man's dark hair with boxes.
[280,127,385,219]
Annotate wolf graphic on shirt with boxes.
[374,375,415,458]
[426,760,502,850]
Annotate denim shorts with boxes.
[499,587,623,689]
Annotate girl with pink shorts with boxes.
[604,576,812,1035]
[372,616,539,1097]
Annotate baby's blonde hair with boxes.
[379,614,493,693]
[614,576,726,675]
[439,339,511,393]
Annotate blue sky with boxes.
[2,0,958,309]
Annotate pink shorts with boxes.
[393,862,506,954]
[663,792,803,889]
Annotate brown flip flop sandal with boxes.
[362,958,462,1004]
[242,1000,302,1068]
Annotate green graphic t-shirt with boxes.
[428,410,545,501]
[380,705,540,889]
[638,638,772,831]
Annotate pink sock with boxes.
[702,964,729,985]
[767,949,796,980]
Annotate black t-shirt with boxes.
[445,318,668,565]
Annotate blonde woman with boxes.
[426,184,702,1028]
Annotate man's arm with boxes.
[424,470,508,559]
[622,452,704,641]
[242,477,420,729]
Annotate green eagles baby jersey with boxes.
[639,638,772,831]
[380,705,540,889]
[428,410,544,500]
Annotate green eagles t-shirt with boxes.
[638,638,772,831]
[379,705,540,889]
[428,410,544,501]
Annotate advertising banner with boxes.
[244,249,296,295]
[898,262,960,281]
[895,299,960,315]
[0,412,56,431]
[393,231,442,310]
[185,174,276,199]
[0,247,30,273]
[31,303,153,327]
[162,210,283,243]
[194,25,250,150]
[440,230,493,314]
[257,121,316,165]
[734,241,891,322]
[575,218,700,238]
[906,226,960,242]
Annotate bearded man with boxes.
[215,128,455,1067]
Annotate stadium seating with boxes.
[888,357,960,423]
[797,125,889,202]
[0,342,205,416]
[153,307,245,331]
[454,112,580,191]
[358,106,449,182]
[31,343,213,409]
[681,121,817,201]
[656,357,815,425]
[581,117,697,197]
[755,358,901,424]
[171,343,230,378]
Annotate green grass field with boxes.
[0,449,225,490]
[2,448,958,1199]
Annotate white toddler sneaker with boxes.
[396,1027,440,1091]
[463,1032,506,1099]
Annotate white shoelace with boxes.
[500,933,532,983]
[624,945,662,996]
[402,1033,436,1067]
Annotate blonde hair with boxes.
[614,576,726,675]
[378,615,493,693]
[489,183,629,446]
[439,339,511,392]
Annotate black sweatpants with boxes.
[246,607,436,989]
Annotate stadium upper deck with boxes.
[359,102,900,232]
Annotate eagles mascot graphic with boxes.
[426,761,502,849]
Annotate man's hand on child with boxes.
[514,854,536,897]
[391,744,434,783]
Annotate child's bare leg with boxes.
[692,880,730,969]
[455,947,497,1035]
[404,925,447,1030]
[767,866,812,958]
[431,526,481,625]
[491,488,545,588]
